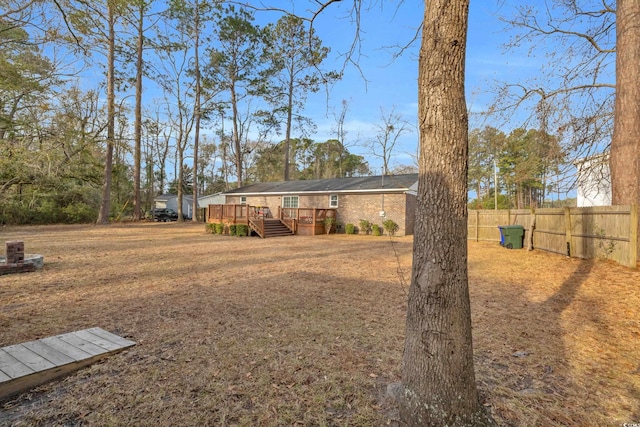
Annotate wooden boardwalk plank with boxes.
[73,330,123,351]
[40,336,93,362]
[0,328,136,402]
[22,341,75,366]
[56,333,108,356]
[3,344,56,372]
[85,327,136,348]
[0,350,34,379]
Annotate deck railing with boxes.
[279,208,333,222]
[207,204,336,236]
[207,205,272,222]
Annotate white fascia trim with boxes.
[227,188,410,196]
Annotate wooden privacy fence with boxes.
[468,205,638,268]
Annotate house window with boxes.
[282,196,299,208]
[329,194,338,208]
[240,196,247,205]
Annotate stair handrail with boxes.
[279,209,297,233]
[248,217,265,238]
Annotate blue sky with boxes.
[285,0,537,173]
[63,0,578,195]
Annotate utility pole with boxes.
[494,159,498,210]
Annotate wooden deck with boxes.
[0,327,136,402]
[207,204,336,236]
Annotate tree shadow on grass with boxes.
[472,256,599,425]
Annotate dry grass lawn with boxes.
[0,222,639,426]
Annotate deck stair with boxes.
[0,327,136,402]
[255,219,294,238]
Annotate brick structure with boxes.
[222,174,418,236]
[1,241,36,275]
[6,241,24,264]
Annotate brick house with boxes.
[221,174,418,236]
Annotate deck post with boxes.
[312,209,317,236]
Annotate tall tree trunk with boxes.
[399,0,492,425]
[192,2,201,222]
[97,3,116,225]
[610,0,640,259]
[284,62,294,181]
[133,2,144,221]
[231,84,242,188]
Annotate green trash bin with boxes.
[500,225,524,249]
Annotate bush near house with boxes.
[359,219,372,235]
[236,224,248,237]
[345,223,356,234]
[372,224,382,236]
[382,219,399,236]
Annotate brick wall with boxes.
[225,192,414,236]
[336,193,412,236]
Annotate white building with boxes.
[575,153,612,207]
[197,193,225,208]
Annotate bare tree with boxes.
[368,106,411,175]
[156,18,196,221]
[167,0,219,221]
[492,0,615,169]
[331,98,354,178]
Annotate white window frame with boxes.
[240,196,247,205]
[282,195,299,208]
[329,194,339,208]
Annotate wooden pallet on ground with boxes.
[0,327,135,402]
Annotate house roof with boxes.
[168,195,193,201]
[223,174,419,195]
[154,194,174,202]
[197,192,224,201]
[154,194,194,202]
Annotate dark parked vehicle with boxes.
[152,208,179,222]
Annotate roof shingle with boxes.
[223,174,419,195]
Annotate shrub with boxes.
[205,223,216,234]
[229,224,237,236]
[215,223,224,234]
[345,223,356,234]
[236,224,248,237]
[382,219,399,236]
[62,202,97,223]
[323,217,335,234]
[372,224,382,236]
[359,219,372,235]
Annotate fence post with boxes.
[527,207,536,251]
[629,204,638,268]
[564,207,573,257]
[475,210,480,242]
